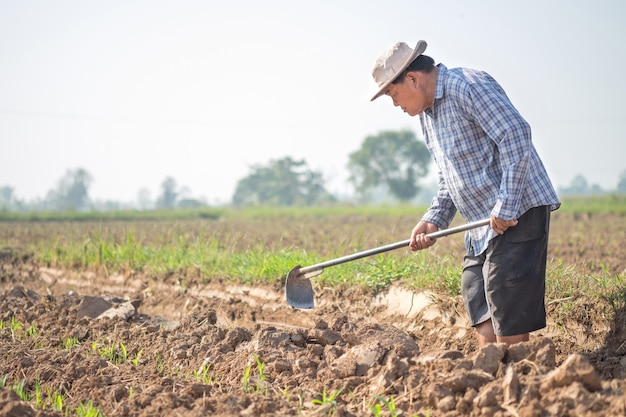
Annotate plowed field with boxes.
[1,211,625,416]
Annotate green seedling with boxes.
[156,353,165,375]
[63,336,80,350]
[255,354,269,395]
[52,392,64,411]
[120,342,134,364]
[26,323,38,338]
[254,354,268,382]
[297,391,305,413]
[279,386,291,402]
[193,363,216,384]
[243,365,252,393]
[34,380,43,409]
[75,400,104,417]
[312,386,344,414]
[10,316,23,340]
[119,342,128,362]
[131,349,143,366]
[371,395,402,417]
[98,343,117,362]
[92,341,137,364]
[243,354,269,394]
[14,378,30,401]
[371,403,383,417]
[42,384,65,413]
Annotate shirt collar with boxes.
[434,63,447,101]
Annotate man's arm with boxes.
[421,170,457,229]
[411,171,457,250]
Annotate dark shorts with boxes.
[461,206,551,336]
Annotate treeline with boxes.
[2,130,626,212]
[1,130,436,212]
[557,173,626,197]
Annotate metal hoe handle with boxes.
[298,218,490,276]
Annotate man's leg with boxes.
[475,320,496,347]
[498,333,529,345]
[463,248,535,347]
[462,255,494,347]
[475,319,528,347]
[485,206,551,341]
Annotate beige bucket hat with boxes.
[370,40,428,101]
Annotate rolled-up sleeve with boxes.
[422,170,457,229]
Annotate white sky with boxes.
[1,0,625,204]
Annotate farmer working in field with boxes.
[370,40,560,347]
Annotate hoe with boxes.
[285,218,490,309]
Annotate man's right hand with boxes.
[490,215,518,235]
[409,220,439,251]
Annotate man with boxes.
[370,40,560,347]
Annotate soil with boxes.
[1,213,626,417]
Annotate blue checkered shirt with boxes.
[419,64,560,255]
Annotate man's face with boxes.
[384,72,427,116]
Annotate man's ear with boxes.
[406,72,419,88]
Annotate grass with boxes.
[557,195,626,215]
[0,207,225,222]
[0,195,623,223]
[0,195,625,310]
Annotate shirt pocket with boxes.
[504,206,548,243]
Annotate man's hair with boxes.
[392,54,436,85]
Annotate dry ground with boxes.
[1,212,625,416]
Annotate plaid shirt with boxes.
[419,64,560,255]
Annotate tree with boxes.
[557,174,608,196]
[0,186,16,210]
[137,187,153,210]
[568,175,589,195]
[558,174,589,196]
[348,130,431,202]
[618,170,626,194]
[46,168,93,211]
[156,177,179,209]
[232,157,334,206]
